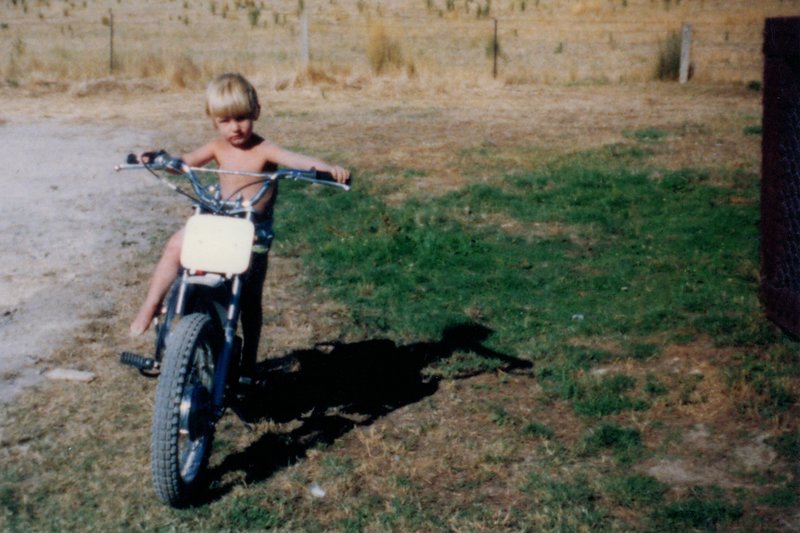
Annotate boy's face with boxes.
[213,114,255,148]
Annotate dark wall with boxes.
[761,17,800,336]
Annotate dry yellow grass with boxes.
[1,0,798,89]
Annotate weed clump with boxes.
[759,485,798,508]
[724,351,797,417]
[523,472,610,529]
[573,377,648,417]
[367,21,404,75]
[169,54,202,89]
[603,474,668,508]
[765,430,800,462]
[581,422,645,464]
[523,421,555,439]
[743,124,762,136]
[649,486,743,531]
[625,127,669,142]
[656,30,681,80]
[224,495,283,530]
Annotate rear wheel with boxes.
[151,313,218,507]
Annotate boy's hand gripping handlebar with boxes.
[115,152,351,215]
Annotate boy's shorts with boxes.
[252,218,274,255]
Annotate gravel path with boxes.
[0,120,158,403]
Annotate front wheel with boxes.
[151,313,218,507]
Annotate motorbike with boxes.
[116,151,349,506]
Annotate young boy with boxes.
[130,73,349,375]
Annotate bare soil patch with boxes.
[0,120,164,404]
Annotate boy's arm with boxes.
[182,140,217,167]
[139,141,215,166]
[263,142,350,183]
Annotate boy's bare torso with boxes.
[190,134,278,214]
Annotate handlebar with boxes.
[115,152,350,215]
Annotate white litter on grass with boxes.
[309,482,326,498]
[44,368,96,383]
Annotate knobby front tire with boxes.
[151,313,218,507]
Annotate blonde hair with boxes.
[205,73,260,119]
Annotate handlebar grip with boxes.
[314,170,335,182]
[314,170,352,187]
[149,150,171,166]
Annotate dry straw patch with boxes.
[366,20,407,76]
[1,0,798,88]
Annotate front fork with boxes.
[171,271,243,424]
[210,275,243,419]
[175,208,253,421]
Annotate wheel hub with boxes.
[179,384,211,441]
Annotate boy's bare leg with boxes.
[239,253,268,380]
[130,229,184,336]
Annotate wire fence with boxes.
[0,5,776,86]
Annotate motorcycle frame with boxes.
[171,204,253,420]
[117,155,348,418]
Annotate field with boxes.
[1,1,800,532]
[2,0,800,87]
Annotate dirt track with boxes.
[0,120,161,403]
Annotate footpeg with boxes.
[120,352,160,376]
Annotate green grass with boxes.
[523,421,556,439]
[279,156,764,352]
[648,486,744,531]
[602,473,669,508]
[724,349,800,417]
[765,430,800,462]
[260,144,796,530]
[572,373,649,417]
[743,124,762,136]
[624,127,669,142]
[759,485,798,508]
[275,143,788,429]
[223,495,283,530]
[580,421,645,465]
[523,471,612,530]
[4,136,796,532]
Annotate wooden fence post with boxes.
[299,8,309,69]
[679,23,691,83]
[109,8,114,74]
[493,18,498,79]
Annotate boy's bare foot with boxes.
[129,321,148,337]
[129,307,156,337]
